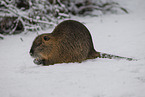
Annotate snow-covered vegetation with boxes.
[0,0,127,35]
[0,0,145,97]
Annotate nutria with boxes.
[30,20,136,66]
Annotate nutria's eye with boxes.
[43,36,50,41]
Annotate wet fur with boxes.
[30,20,135,66]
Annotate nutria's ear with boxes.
[43,36,50,41]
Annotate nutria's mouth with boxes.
[29,49,34,57]
[29,50,43,65]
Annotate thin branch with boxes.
[9,16,20,34]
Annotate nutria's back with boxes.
[30,20,99,65]
[52,20,98,59]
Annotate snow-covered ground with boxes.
[0,0,145,97]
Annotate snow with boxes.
[0,0,145,97]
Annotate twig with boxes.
[9,16,20,34]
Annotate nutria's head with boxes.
[29,33,56,65]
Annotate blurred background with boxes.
[0,0,128,38]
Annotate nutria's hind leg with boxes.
[87,49,101,59]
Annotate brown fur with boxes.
[30,20,135,66]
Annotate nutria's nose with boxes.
[29,49,34,56]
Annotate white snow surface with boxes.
[0,0,145,97]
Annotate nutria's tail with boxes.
[96,52,137,61]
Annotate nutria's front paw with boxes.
[33,58,43,65]
[33,58,54,66]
